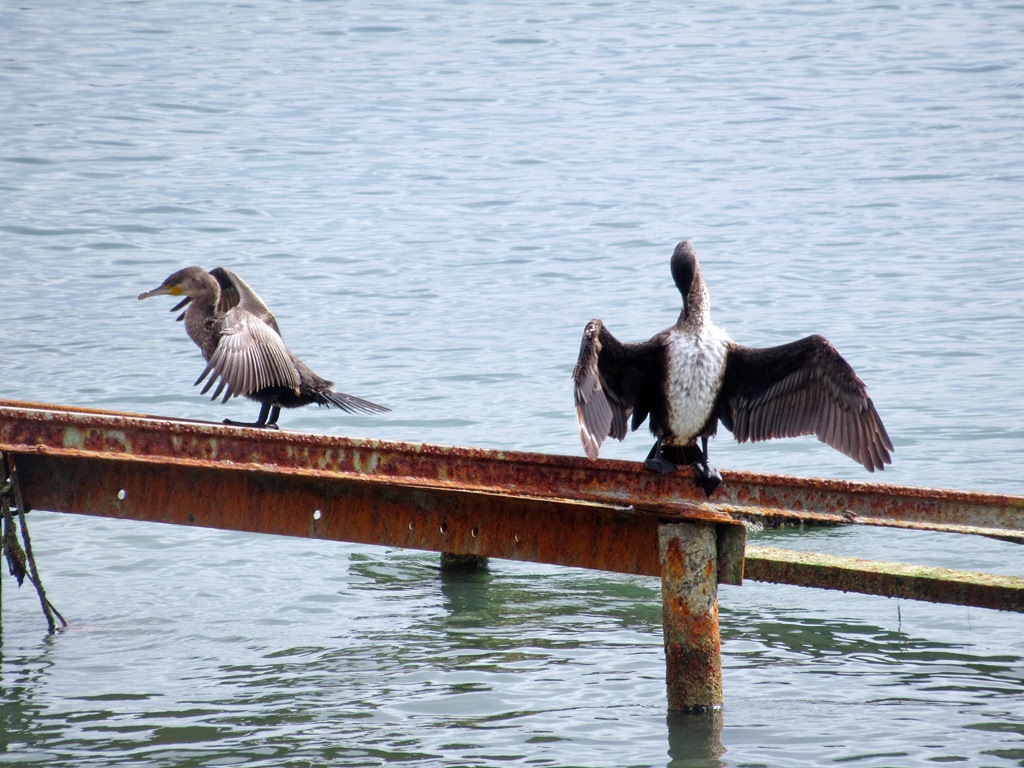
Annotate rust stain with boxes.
[9,451,672,577]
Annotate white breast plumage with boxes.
[664,324,730,443]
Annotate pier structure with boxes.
[1,400,1021,712]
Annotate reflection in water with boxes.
[0,527,1021,766]
[666,710,726,768]
[724,601,1024,696]
[437,559,732,768]
[438,559,496,628]
[0,625,55,758]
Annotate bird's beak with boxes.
[138,285,181,300]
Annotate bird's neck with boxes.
[678,272,711,328]
[183,283,221,358]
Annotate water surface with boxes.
[2,2,1023,766]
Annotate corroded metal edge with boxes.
[2,445,1019,611]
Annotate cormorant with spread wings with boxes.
[572,241,892,496]
[139,266,388,428]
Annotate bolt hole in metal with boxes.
[471,527,479,538]
[117,489,126,501]
[440,522,448,534]
[313,509,321,521]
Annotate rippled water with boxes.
[2,2,1023,766]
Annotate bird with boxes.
[138,266,389,428]
[572,241,892,496]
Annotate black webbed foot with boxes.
[223,418,280,430]
[691,460,723,497]
[644,456,678,474]
[643,439,678,474]
[223,403,281,430]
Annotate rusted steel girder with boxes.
[746,547,1024,613]
[1,401,1022,613]
[11,451,734,579]
[1,400,1021,541]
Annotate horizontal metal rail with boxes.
[9,449,745,580]
[1,400,1020,541]
[0,400,1022,612]
[745,547,1022,613]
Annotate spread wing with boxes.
[194,308,301,402]
[717,335,893,471]
[572,319,662,460]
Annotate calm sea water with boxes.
[2,1,1023,766]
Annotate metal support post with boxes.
[659,522,722,713]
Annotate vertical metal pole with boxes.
[658,522,722,713]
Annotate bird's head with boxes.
[138,267,216,302]
[670,240,699,319]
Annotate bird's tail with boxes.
[318,389,390,415]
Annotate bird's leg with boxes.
[266,405,282,427]
[223,402,281,430]
[643,439,678,475]
[691,434,722,497]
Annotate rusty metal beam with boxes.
[1,401,1022,612]
[745,546,1024,613]
[10,452,689,578]
[15,448,1019,612]
[0,400,1020,542]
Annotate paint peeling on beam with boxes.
[0,400,1021,541]
[744,546,1024,613]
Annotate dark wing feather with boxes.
[209,267,283,336]
[572,319,661,459]
[717,335,893,471]
[171,296,192,320]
